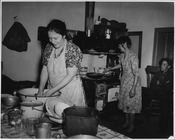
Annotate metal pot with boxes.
[36,122,52,138]
[20,100,43,119]
[1,94,19,107]
[62,106,100,137]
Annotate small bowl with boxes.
[1,95,19,107]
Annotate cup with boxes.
[36,122,52,138]
[26,117,39,136]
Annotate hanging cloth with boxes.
[2,21,31,52]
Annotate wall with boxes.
[2,2,174,87]
[81,54,107,72]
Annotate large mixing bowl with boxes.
[17,88,59,104]
[1,94,19,107]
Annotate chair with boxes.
[145,65,161,122]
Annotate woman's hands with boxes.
[103,64,121,74]
[37,89,44,96]
[43,89,53,96]
[37,65,49,96]
[42,89,61,97]
[103,67,110,74]
[37,89,61,97]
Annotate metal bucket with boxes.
[20,100,43,119]
[62,106,100,137]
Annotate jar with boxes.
[26,117,39,136]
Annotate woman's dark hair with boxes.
[47,19,66,36]
[117,36,132,48]
[159,58,173,69]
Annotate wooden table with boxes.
[1,119,130,139]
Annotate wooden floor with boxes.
[98,101,174,139]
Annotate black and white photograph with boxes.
[1,0,174,139]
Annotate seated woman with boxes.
[142,58,173,134]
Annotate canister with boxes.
[36,122,52,138]
[20,100,43,119]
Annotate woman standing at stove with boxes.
[37,19,86,107]
[105,36,142,133]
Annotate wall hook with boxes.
[14,16,18,22]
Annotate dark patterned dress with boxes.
[42,41,83,69]
[118,51,142,113]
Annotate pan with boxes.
[86,72,103,79]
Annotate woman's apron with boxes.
[47,42,86,106]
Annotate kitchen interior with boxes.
[1,1,174,139]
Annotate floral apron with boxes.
[47,42,86,106]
